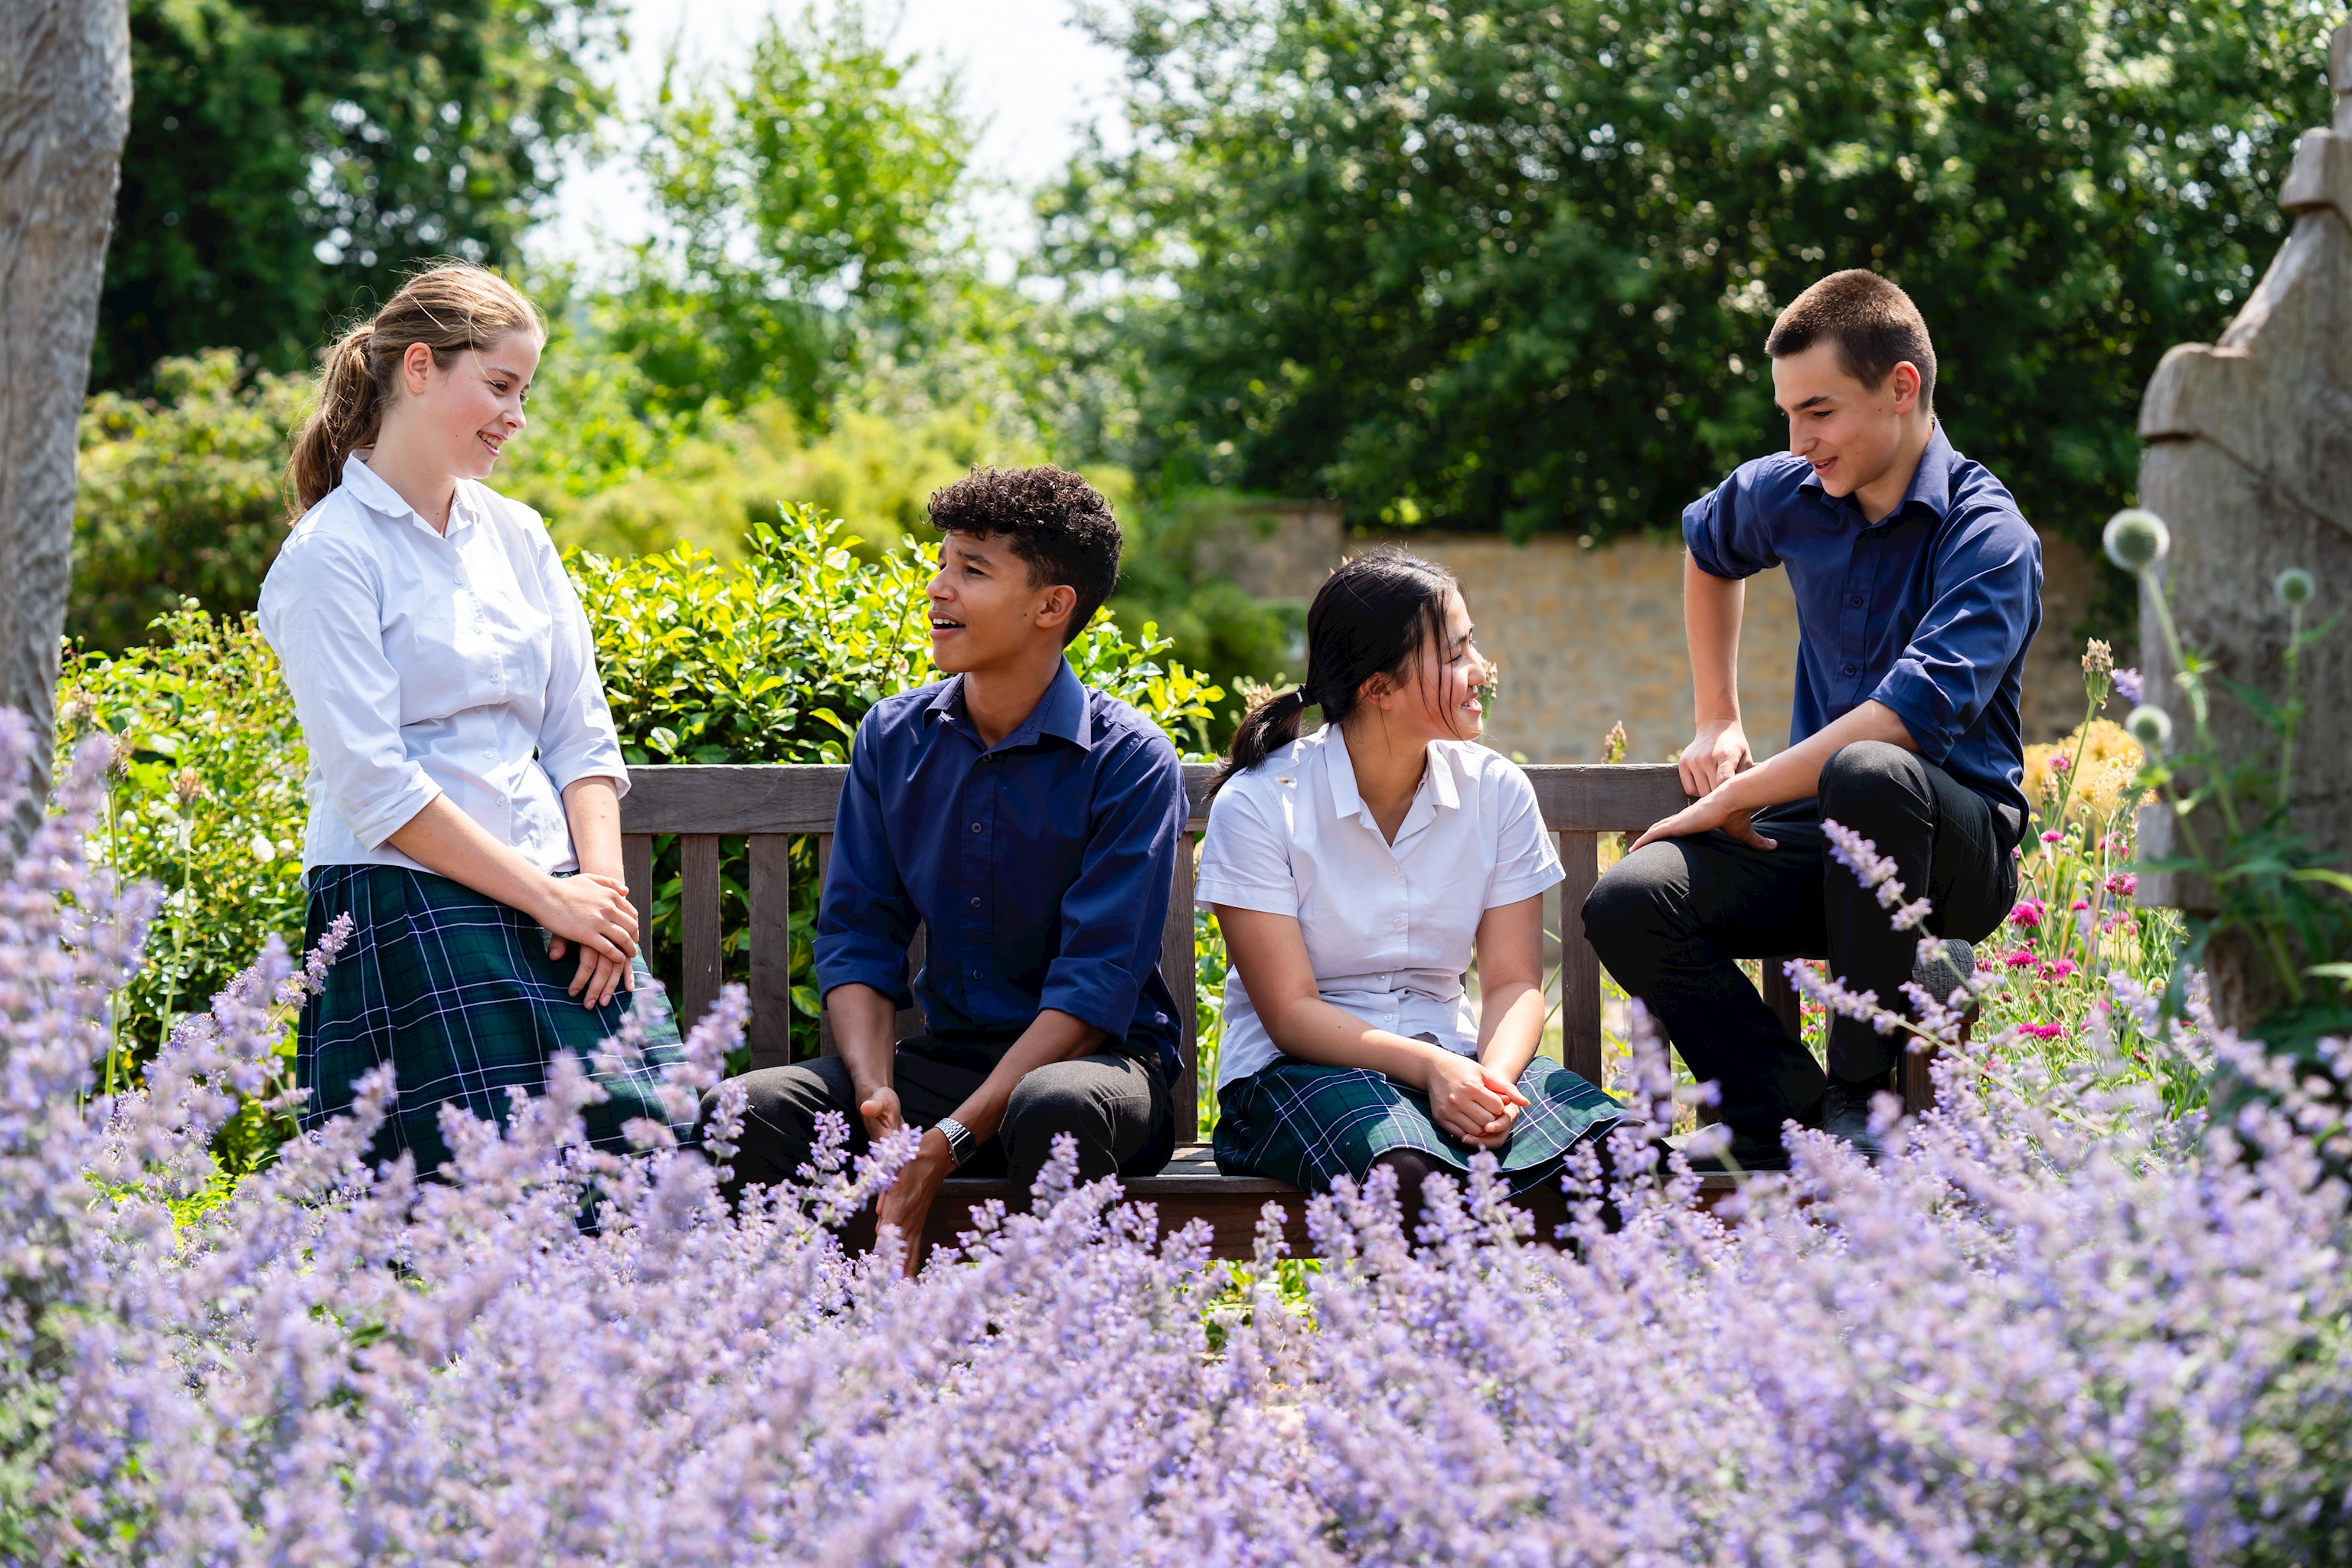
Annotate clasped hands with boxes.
[541,871,639,1009]
[1423,1047,1530,1149]
[1629,717,1782,854]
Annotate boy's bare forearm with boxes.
[826,982,901,1098]
[1685,554,1745,724]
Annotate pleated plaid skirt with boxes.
[1213,1054,1622,1198]
[299,864,691,1175]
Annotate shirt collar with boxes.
[1321,727,1459,828]
[342,451,482,537]
[925,660,1093,751]
[1798,419,1958,526]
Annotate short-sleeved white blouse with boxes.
[256,452,629,878]
[1194,724,1564,1089]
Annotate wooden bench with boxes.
[621,761,1854,1257]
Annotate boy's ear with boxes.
[1888,361,1922,414]
[1034,583,1078,632]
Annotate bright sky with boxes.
[530,0,1134,278]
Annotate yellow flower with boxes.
[2023,719,2144,825]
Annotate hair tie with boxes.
[1283,685,1315,712]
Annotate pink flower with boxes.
[2045,959,2079,982]
[2105,872,2138,897]
[2072,898,2091,911]
[2041,829,2063,844]
[2048,753,2070,773]
[2018,1021,2065,1040]
[2004,949,2038,969]
[2009,899,2045,929]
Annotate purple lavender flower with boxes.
[2113,666,2143,705]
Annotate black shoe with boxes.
[1671,1124,1792,1173]
[1815,1076,1895,1161]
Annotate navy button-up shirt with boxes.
[814,660,1187,1080]
[1683,423,2042,818]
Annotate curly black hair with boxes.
[926,466,1122,646]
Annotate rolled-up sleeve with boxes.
[1040,731,1186,1040]
[1682,459,1787,582]
[1867,511,2043,764]
[813,717,920,1006]
[256,537,441,850]
[533,535,629,795]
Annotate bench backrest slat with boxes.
[624,761,1695,1134]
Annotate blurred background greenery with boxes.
[76,0,2347,701]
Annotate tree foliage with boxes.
[610,2,981,420]
[96,0,621,390]
[1045,0,2342,555]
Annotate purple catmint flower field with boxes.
[6,719,2352,1566]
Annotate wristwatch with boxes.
[934,1116,976,1169]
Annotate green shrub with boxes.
[59,604,311,1169]
[71,353,309,652]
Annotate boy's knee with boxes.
[1819,742,1929,826]
[1581,848,1688,957]
[1003,1063,1117,1147]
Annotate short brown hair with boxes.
[1764,270,1936,410]
[285,262,544,518]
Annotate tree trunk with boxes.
[0,0,131,851]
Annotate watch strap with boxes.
[935,1116,976,1169]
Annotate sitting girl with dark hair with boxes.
[1199,549,1622,1242]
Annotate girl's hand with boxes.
[557,942,634,1009]
[1423,1050,1529,1148]
[538,871,639,969]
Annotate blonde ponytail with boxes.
[283,261,544,519]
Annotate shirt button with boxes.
[969,897,981,909]
[969,968,983,979]
[1842,664,1857,677]
[1849,596,1865,608]
[969,822,983,834]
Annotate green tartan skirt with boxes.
[1212,1054,1622,1199]
[299,864,691,1175]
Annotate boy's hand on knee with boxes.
[1632,792,1780,854]
[1681,719,1754,796]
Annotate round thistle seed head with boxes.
[2103,508,2171,574]
[2125,704,2174,753]
[2275,567,2314,608]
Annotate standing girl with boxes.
[1199,550,1621,1241]
[260,263,686,1174]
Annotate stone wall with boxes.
[1217,508,2111,765]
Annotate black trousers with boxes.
[1582,741,2019,1138]
[702,1037,1175,1207]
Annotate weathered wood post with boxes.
[2135,21,2352,1029]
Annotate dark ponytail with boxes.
[1204,547,1455,804]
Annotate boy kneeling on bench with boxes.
[704,467,1187,1256]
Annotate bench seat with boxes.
[624,761,1812,1255]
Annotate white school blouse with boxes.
[256,452,629,877]
[1195,724,1564,1089]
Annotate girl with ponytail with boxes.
[259,263,689,1174]
[1196,549,1622,1242]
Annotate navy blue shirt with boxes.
[814,660,1187,1080]
[1682,423,2042,818]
